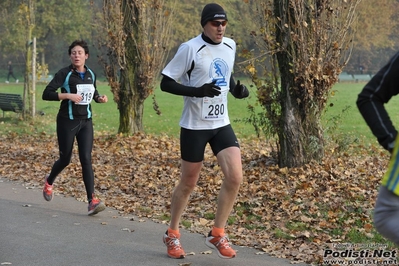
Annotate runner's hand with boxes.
[233,80,249,99]
[194,81,221,98]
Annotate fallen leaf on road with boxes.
[200,250,212,255]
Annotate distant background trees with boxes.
[345,0,399,74]
[0,0,97,78]
[1,0,397,79]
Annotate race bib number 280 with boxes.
[76,84,95,105]
[201,91,228,120]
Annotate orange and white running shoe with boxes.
[205,231,236,259]
[163,231,185,259]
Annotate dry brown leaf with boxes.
[200,250,212,255]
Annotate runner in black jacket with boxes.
[357,51,399,245]
[42,40,108,216]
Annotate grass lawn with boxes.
[1,80,399,144]
[0,81,263,139]
[323,82,399,148]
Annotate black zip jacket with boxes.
[42,65,100,120]
[356,52,399,151]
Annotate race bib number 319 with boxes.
[76,84,95,105]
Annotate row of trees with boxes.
[1,0,399,167]
[2,1,398,76]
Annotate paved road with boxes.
[0,178,309,266]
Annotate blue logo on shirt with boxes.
[210,58,228,86]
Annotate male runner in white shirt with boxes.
[160,3,249,260]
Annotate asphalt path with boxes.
[0,178,310,266]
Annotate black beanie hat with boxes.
[201,3,228,27]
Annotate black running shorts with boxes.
[180,124,240,162]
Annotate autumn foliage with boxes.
[0,132,391,264]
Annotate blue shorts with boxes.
[180,124,240,162]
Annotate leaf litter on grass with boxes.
[0,132,392,264]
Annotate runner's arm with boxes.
[160,75,220,98]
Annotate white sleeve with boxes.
[161,43,194,81]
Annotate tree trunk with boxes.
[279,81,306,167]
[278,77,324,167]
[118,92,144,133]
[23,28,33,120]
[118,82,144,133]
[117,13,144,134]
[31,37,36,117]
[275,0,324,167]
[118,66,144,133]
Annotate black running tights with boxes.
[47,116,95,202]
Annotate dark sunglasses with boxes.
[209,20,227,27]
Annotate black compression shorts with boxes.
[180,124,240,162]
